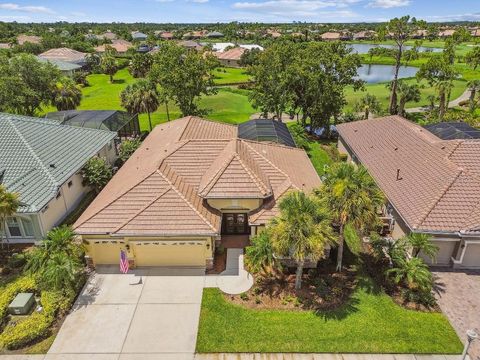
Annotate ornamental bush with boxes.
[0,276,36,323]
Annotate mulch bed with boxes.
[227,264,358,311]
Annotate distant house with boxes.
[38,48,87,67]
[182,31,205,39]
[159,31,174,40]
[438,29,455,38]
[60,30,70,37]
[99,31,117,40]
[36,57,82,76]
[206,31,224,38]
[45,110,140,140]
[412,29,428,39]
[212,42,235,52]
[470,27,480,37]
[178,40,203,51]
[320,32,342,41]
[337,116,480,269]
[131,31,148,41]
[17,34,41,45]
[0,113,117,244]
[95,39,133,54]
[266,29,281,38]
[353,30,377,40]
[215,47,246,67]
[240,44,264,51]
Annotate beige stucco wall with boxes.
[207,198,263,212]
[98,140,117,165]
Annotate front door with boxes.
[222,213,248,234]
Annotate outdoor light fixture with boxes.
[461,329,478,360]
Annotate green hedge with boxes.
[0,276,36,323]
[0,290,71,350]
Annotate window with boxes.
[68,180,73,188]
[21,218,34,237]
[7,218,21,237]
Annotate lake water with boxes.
[348,43,443,54]
[357,64,418,83]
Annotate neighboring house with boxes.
[240,44,264,51]
[266,29,282,38]
[438,29,455,37]
[17,34,41,45]
[45,110,140,140]
[412,29,428,39]
[215,47,246,67]
[321,32,343,41]
[337,116,480,269]
[470,28,480,37]
[95,39,133,54]
[178,40,203,51]
[206,31,224,38]
[131,31,148,41]
[212,42,235,52]
[353,30,377,40]
[98,31,117,40]
[36,57,82,76]
[0,113,117,244]
[38,48,87,67]
[74,117,320,269]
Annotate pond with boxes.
[357,64,418,83]
[348,43,443,54]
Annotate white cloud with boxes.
[0,2,54,13]
[425,12,480,22]
[367,0,410,8]
[191,0,209,3]
[155,0,175,3]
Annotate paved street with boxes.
[433,270,480,360]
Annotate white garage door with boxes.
[421,240,457,266]
[462,243,480,268]
[132,241,206,267]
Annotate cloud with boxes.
[191,0,209,3]
[155,0,175,3]
[425,12,480,22]
[367,0,410,8]
[0,2,54,13]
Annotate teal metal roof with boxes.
[0,113,117,213]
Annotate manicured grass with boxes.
[213,67,251,85]
[304,141,333,176]
[196,276,463,354]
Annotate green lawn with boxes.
[213,67,251,85]
[196,276,462,354]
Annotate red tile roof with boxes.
[337,116,480,234]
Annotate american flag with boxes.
[120,250,129,274]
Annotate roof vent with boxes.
[49,164,56,168]
[394,146,398,151]
[396,168,403,181]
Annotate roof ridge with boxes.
[241,140,291,179]
[157,168,217,232]
[7,117,59,189]
[234,154,270,195]
[178,116,194,141]
[417,169,463,230]
[112,187,171,234]
[199,152,237,197]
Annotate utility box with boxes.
[8,293,35,315]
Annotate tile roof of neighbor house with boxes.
[17,34,41,45]
[215,47,246,61]
[95,39,133,53]
[74,117,321,236]
[0,113,117,214]
[36,57,83,71]
[337,116,480,235]
[38,48,87,64]
[321,32,342,40]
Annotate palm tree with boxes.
[0,185,20,250]
[436,79,454,120]
[405,233,438,261]
[245,230,276,274]
[387,257,433,292]
[120,79,159,131]
[395,81,421,115]
[51,77,82,111]
[467,80,480,112]
[100,53,118,83]
[269,191,336,290]
[317,163,384,272]
[354,93,381,120]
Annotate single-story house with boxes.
[212,42,235,52]
[353,30,377,40]
[36,57,82,76]
[74,117,320,269]
[0,113,117,244]
[214,47,246,67]
[98,31,117,40]
[45,110,140,140]
[206,31,224,38]
[157,31,174,40]
[183,31,205,39]
[38,48,87,67]
[131,31,148,41]
[438,29,456,38]
[320,32,342,41]
[412,29,428,39]
[95,39,133,54]
[17,34,41,45]
[178,40,203,51]
[470,28,480,37]
[337,116,480,269]
[266,29,282,38]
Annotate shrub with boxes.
[119,138,142,163]
[7,253,27,269]
[82,157,113,194]
[0,276,36,323]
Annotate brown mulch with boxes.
[228,264,358,311]
[206,250,227,275]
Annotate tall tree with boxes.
[467,80,480,112]
[0,185,20,250]
[393,80,421,115]
[317,163,384,272]
[465,47,480,70]
[269,191,336,289]
[383,16,417,114]
[129,53,153,78]
[354,93,381,119]
[100,53,118,83]
[0,53,60,116]
[149,42,218,116]
[120,79,159,131]
[51,77,82,111]
[417,57,457,120]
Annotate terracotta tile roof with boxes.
[17,34,41,45]
[337,116,480,234]
[95,39,132,53]
[215,47,246,61]
[38,48,86,64]
[75,117,321,235]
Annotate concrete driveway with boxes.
[433,270,480,360]
[47,266,205,360]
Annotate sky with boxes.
[0,0,479,24]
